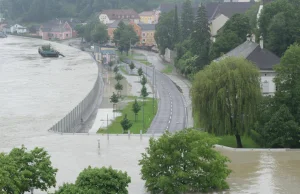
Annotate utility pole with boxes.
[153,66,155,114]
[143,97,145,131]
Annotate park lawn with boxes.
[136,59,152,66]
[218,135,260,148]
[98,98,158,134]
[162,64,173,74]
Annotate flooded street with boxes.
[0,36,97,146]
[1,37,300,194]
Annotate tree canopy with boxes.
[192,57,262,148]
[181,0,194,39]
[55,166,131,194]
[0,146,57,194]
[139,129,231,194]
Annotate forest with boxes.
[0,0,188,23]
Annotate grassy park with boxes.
[98,97,158,134]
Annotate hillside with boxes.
[0,0,202,23]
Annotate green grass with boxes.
[162,64,173,74]
[97,98,158,134]
[119,65,129,75]
[136,59,152,66]
[217,135,260,148]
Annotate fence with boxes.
[48,63,103,133]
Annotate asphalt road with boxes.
[125,58,186,133]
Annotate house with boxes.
[214,36,280,96]
[138,24,156,46]
[159,2,199,16]
[2,24,10,33]
[39,19,78,40]
[94,45,117,65]
[139,10,161,24]
[107,20,142,45]
[207,2,255,41]
[10,24,27,34]
[99,9,140,25]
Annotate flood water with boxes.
[0,36,97,145]
[1,37,300,194]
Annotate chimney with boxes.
[251,34,255,42]
[260,35,263,49]
[246,34,251,41]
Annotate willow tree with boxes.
[191,57,262,148]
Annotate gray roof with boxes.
[210,2,255,20]
[215,41,280,70]
[138,24,156,31]
[108,20,121,28]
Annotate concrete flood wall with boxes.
[48,54,104,133]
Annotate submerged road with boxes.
[125,58,186,133]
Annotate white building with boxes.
[214,36,280,96]
[10,24,27,34]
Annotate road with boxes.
[125,58,186,133]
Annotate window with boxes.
[262,80,269,93]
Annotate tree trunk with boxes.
[235,134,243,148]
[135,114,137,121]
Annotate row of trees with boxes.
[0,0,162,22]
[1,129,231,193]
[192,45,300,148]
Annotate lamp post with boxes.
[153,66,155,114]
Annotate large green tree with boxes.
[173,5,181,44]
[181,0,194,39]
[0,146,57,194]
[211,14,251,59]
[191,4,211,71]
[139,129,231,194]
[91,23,109,44]
[55,166,131,194]
[155,11,175,54]
[113,21,139,55]
[192,57,262,148]
[258,0,300,56]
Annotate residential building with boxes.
[10,24,27,34]
[39,19,78,40]
[207,2,255,41]
[139,10,161,24]
[94,45,117,65]
[214,36,280,96]
[99,9,140,25]
[138,24,156,46]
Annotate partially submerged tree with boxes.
[132,99,141,121]
[139,129,231,194]
[55,166,131,194]
[191,57,261,148]
[0,146,57,194]
[138,67,143,77]
[120,114,133,133]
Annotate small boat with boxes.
[38,44,65,58]
[0,31,7,38]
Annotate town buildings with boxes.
[99,9,140,25]
[39,19,79,40]
[138,24,156,46]
[10,24,27,34]
[214,35,280,96]
[139,10,160,24]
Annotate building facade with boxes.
[138,24,156,46]
[10,24,27,34]
[214,37,280,96]
[94,45,116,65]
[39,20,78,40]
[139,10,160,24]
[99,9,140,25]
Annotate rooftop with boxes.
[100,9,140,20]
[138,23,156,31]
[215,40,280,70]
[139,11,154,16]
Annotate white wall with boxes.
[99,14,110,24]
[260,70,276,96]
[211,14,229,37]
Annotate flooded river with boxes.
[1,37,300,194]
[0,36,97,146]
